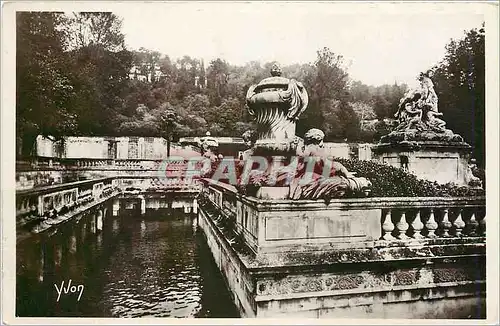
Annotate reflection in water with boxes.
[16,199,239,318]
[38,247,44,283]
[55,245,62,267]
[112,219,119,234]
[97,213,103,231]
[69,234,77,254]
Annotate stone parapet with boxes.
[198,196,486,318]
[201,179,485,255]
[197,179,486,318]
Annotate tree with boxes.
[65,12,132,135]
[64,12,126,51]
[159,108,177,157]
[351,101,376,123]
[16,12,77,156]
[207,58,230,106]
[349,81,372,103]
[298,47,358,141]
[372,94,391,121]
[430,24,485,166]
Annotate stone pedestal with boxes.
[372,141,472,186]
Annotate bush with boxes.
[334,158,485,197]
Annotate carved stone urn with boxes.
[245,64,308,155]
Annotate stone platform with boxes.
[197,180,486,318]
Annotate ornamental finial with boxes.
[270,63,282,77]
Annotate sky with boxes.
[114,2,485,87]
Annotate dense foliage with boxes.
[334,158,485,197]
[16,12,485,167]
[430,25,485,167]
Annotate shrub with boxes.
[334,158,485,197]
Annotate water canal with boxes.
[16,198,239,318]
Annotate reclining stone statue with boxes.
[287,129,372,200]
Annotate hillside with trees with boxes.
[16,12,485,166]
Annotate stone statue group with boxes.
[394,73,447,133]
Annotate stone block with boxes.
[372,142,471,185]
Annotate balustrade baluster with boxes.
[396,211,410,240]
[452,209,465,237]
[425,208,438,238]
[440,209,452,237]
[411,210,424,239]
[466,211,479,236]
[381,210,395,240]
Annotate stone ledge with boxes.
[372,141,472,153]
[254,281,485,303]
[247,243,485,271]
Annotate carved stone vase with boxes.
[246,64,308,156]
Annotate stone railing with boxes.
[16,177,118,228]
[16,158,195,190]
[114,176,202,194]
[199,180,486,256]
[16,157,189,171]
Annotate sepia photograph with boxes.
[1,1,499,323]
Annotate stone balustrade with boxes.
[116,176,202,194]
[379,206,485,240]
[16,157,189,172]
[16,177,117,228]
[199,180,486,256]
[16,158,197,191]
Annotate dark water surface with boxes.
[16,201,239,317]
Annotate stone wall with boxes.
[64,137,109,159]
[34,135,185,160]
[198,209,257,317]
[358,143,373,160]
[322,142,351,159]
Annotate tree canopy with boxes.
[430,24,485,166]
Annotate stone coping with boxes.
[118,191,199,198]
[246,240,486,272]
[203,179,485,210]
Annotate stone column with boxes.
[139,195,146,215]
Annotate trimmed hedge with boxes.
[334,158,485,197]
